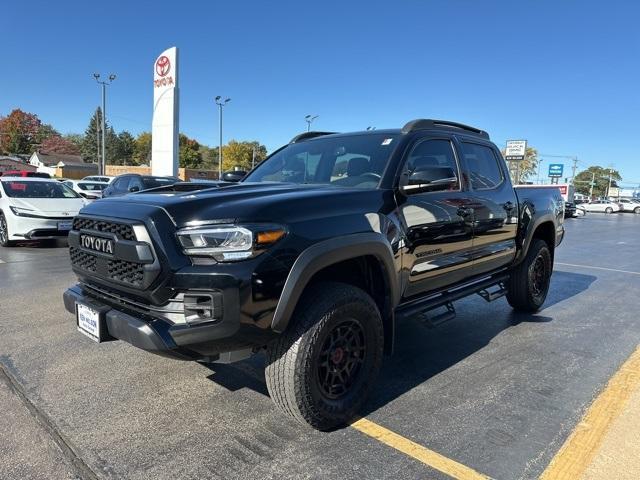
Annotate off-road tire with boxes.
[0,213,16,247]
[506,239,552,312]
[265,282,384,431]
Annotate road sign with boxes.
[548,163,564,177]
[505,140,527,161]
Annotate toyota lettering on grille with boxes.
[80,235,114,255]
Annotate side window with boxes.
[403,139,460,191]
[460,142,503,190]
[113,177,129,192]
[128,177,144,191]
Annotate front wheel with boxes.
[0,213,16,247]
[506,239,552,312]
[265,282,384,430]
[605,207,613,214]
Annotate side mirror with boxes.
[401,166,457,193]
[129,186,140,192]
[221,171,247,182]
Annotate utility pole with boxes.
[93,73,116,176]
[252,145,256,170]
[215,96,231,179]
[537,159,544,184]
[589,171,595,199]
[571,157,578,184]
[607,167,613,198]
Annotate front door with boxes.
[397,138,476,298]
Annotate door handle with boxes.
[457,207,474,218]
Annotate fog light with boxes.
[184,292,223,325]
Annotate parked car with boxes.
[617,198,640,214]
[0,178,87,246]
[581,199,621,213]
[63,180,109,200]
[102,174,182,198]
[64,118,564,430]
[82,175,115,183]
[564,201,577,218]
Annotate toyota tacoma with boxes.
[64,119,564,430]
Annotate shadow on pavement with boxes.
[203,271,597,418]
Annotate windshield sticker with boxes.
[381,138,393,145]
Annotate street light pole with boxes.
[305,114,318,132]
[537,159,544,184]
[215,96,231,179]
[93,73,116,176]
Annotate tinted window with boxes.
[403,139,460,190]
[244,133,400,189]
[113,177,130,192]
[78,182,107,191]
[1,181,79,198]
[460,143,503,190]
[142,177,179,189]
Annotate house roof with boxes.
[33,151,85,166]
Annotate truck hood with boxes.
[80,182,385,227]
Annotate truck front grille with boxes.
[107,259,144,287]
[72,218,136,241]
[70,247,97,272]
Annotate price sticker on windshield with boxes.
[381,138,393,145]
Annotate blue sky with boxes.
[3,0,639,184]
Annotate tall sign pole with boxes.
[152,47,179,177]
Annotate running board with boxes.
[396,274,510,322]
[477,282,507,302]
[419,302,456,328]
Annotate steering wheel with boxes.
[359,172,381,181]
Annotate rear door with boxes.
[397,136,476,298]
[456,139,518,276]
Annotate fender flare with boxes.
[514,211,558,266]
[270,232,400,333]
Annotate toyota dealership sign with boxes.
[152,47,179,176]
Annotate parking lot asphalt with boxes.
[1,213,639,480]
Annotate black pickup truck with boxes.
[64,119,564,430]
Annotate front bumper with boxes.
[8,214,73,239]
[63,283,261,361]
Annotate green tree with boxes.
[34,123,59,145]
[574,166,621,198]
[63,133,84,152]
[0,109,42,154]
[179,134,203,168]
[81,108,103,163]
[221,140,267,172]
[112,131,136,165]
[133,132,152,165]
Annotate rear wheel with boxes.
[634,207,640,214]
[0,213,16,247]
[265,282,384,430]
[506,239,552,312]
[605,207,613,214]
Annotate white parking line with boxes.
[556,262,640,276]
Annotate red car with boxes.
[0,170,51,179]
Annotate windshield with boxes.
[1,180,80,198]
[142,177,180,189]
[244,133,400,189]
[78,182,107,191]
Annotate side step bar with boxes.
[396,274,510,325]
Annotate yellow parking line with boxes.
[555,262,640,276]
[351,417,491,480]
[540,345,640,480]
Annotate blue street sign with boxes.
[548,163,564,177]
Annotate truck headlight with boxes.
[176,224,286,262]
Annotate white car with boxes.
[580,199,621,214]
[0,178,87,246]
[82,175,115,183]
[617,198,640,214]
[63,179,109,200]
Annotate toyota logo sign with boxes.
[155,56,171,77]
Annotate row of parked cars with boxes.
[574,198,640,214]
[0,171,228,247]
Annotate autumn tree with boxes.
[221,140,267,172]
[501,146,538,184]
[0,109,43,154]
[40,135,81,155]
[133,132,152,165]
[63,133,84,152]
[574,166,621,198]
[179,134,203,168]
